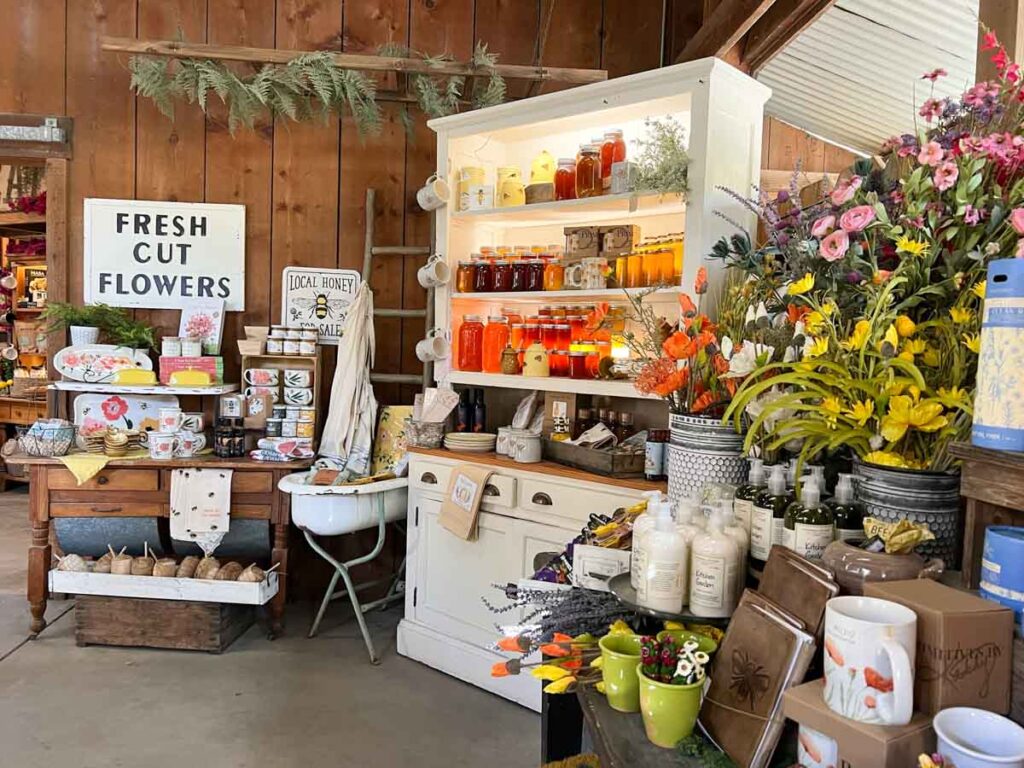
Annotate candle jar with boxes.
[473,260,494,293]
[543,261,564,291]
[162,336,182,357]
[626,252,644,288]
[456,261,477,293]
[181,337,202,357]
[265,418,283,437]
[550,350,569,377]
[525,259,545,291]
[457,315,485,371]
[510,260,530,292]
[492,260,512,292]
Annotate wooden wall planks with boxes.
[0,0,66,114]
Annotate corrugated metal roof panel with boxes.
[757,0,978,154]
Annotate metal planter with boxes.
[666,414,748,503]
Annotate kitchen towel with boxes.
[57,450,147,485]
[169,467,233,555]
[439,463,494,541]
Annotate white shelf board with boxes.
[450,192,686,228]
[50,381,240,396]
[450,286,682,303]
[49,568,278,605]
[447,371,656,399]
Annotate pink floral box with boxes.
[158,356,223,384]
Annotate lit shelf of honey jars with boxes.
[449,191,686,228]
[449,287,683,302]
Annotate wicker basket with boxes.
[405,418,445,449]
[16,423,77,457]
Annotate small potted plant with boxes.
[41,302,103,346]
[637,635,709,748]
[92,304,156,352]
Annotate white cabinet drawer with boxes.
[410,459,516,509]
[518,475,644,520]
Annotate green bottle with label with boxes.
[827,473,864,542]
[733,458,765,535]
[783,476,834,561]
[749,465,792,566]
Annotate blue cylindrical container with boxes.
[979,526,1024,620]
[972,259,1024,452]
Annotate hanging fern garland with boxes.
[127,41,507,136]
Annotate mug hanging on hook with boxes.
[416,173,450,212]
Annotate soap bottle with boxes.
[675,492,705,543]
[636,497,688,614]
[783,476,834,560]
[828,473,864,542]
[733,458,765,535]
[629,490,664,589]
[689,507,740,618]
[720,500,750,601]
[750,465,791,566]
[806,464,829,500]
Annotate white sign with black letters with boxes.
[84,198,246,311]
[281,266,362,345]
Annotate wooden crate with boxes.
[542,438,645,478]
[74,596,254,653]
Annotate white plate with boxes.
[445,439,497,448]
[54,344,153,383]
[444,444,495,454]
[73,392,180,448]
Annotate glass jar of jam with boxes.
[483,316,509,373]
[510,260,530,292]
[569,351,591,379]
[457,315,484,371]
[550,350,570,377]
[543,260,564,291]
[555,158,576,201]
[567,315,586,341]
[525,259,545,292]
[473,260,494,293]
[584,351,601,378]
[554,323,571,349]
[600,129,626,192]
[551,305,568,319]
[455,260,476,293]
[510,323,526,352]
[500,306,524,326]
[541,324,559,351]
[576,145,601,198]
[492,259,512,292]
[538,305,553,318]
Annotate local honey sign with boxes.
[84,198,246,311]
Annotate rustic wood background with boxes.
[0,0,855,406]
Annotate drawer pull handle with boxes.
[532,492,553,506]
[421,472,438,485]
[93,507,122,514]
[96,476,109,486]
[483,484,500,497]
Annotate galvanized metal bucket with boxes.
[667,414,747,503]
[852,460,962,566]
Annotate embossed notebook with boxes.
[699,590,817,768]
[757,545,839,638]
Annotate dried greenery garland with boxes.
[128,41,507,135]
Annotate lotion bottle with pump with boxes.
[689,507,740,618]
[675,493,704,546]
[630,490,663,589]
[636,496,687,613]
[750,465,791,566]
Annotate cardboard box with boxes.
[159,356,223,384]
[599,224,641,258]
[571,544,630,591]
[865,579,1013,715]
[543,392,577,436]
[783,679,935,768]
[564,225,600,258]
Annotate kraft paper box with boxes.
[543,392,577,435]
[571,544,630,592]
[159,355,223,384]
[865,579,1013,715]
[599,224,641,258]
[783,679,935,768]
[564,225,600,258]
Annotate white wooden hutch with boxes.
[397,58,770,710]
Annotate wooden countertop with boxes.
[4,452,313,471]
[409,446,667,492]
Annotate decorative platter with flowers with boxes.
[73,393,178,448]
[54,345,152,384]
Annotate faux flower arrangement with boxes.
[640,635,709,686]
[715,33,1024,471]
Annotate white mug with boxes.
[244,368,280,386]
[823,596,916,726]
[797,725,837,768]
[175,430,207,457]
[417,254,452,289]
[0,273,17,291]
[158,407,183,432]
[415,328,451,363]
[149,431,180,460]
[565,257,608,290]
[1,344,18,361]
[510,430,542,464]
[181,412,205,432]
[416,173,450,211]
[284,387,313,405]
[245,386,280,404]
[934,707,1024,768]
[284,369,312,387]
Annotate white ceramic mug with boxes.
[181,412,205,432]
[284,369,312,387]
[823,596,917,726]
[417,254,452,289]
[175,430,207,458]
[245,386,280,404]
[0,273,17,291]
[415,328,451,363]
[416,173,450,211]
[149,431,180,460]
[566,257,609,290]
[510,430,542,464]
[797,725,837,768]
[244,368,280,386]
[934,707,1024,768]
[158,407,183,433]
[284,387,313,405]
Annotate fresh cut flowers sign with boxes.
[84,198,246,311]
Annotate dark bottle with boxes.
[597,406,609,426]
[644,429,667,481]
[457,389,473,433]
[472,388,486,433]
[607,410,619,435]
[783,477,834,561]
[733,458,766,534]
[828,473,864,542]
[614,412,634,443]
[750,465,793,565]
[574,407,594,439]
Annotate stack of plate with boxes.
[444,432,497,453]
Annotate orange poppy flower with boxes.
[694,266,708,295]
[825,638,845,666]
[586,302,610,332]
[679,293,697,318]
[561,658,583,671]
[694,330,718,352]
[540,643,571,658]
[786,304,810,324]
[691,390,718,413]
[864,667,893,693]
[864,695,877,709]
[712,353,729,375]
[663,332,696,360]
[491,662,511,678]
[497,636,524,652]
[653,368,689,398]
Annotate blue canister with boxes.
[972,259,1024,451]
[979,526,1024,620]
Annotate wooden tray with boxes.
[49,568,278,605]
[542,438,645,478]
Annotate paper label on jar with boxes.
[637,559,683,605]
[772,517,785,552]
[782,525,796,552]
[794,523,833,560]
[644,442,664,476]
[733,498,752,533]
[750,504,772,561]
[690,552,727,609]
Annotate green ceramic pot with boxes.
[598,634,643,713]
[637,665,705,749]
[655,629,718,657]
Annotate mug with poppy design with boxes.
[823,595,916,726]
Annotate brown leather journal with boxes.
[757,545,839,637]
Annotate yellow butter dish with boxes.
[169,370,212,387]
[112,369,158,386]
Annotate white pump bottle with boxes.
[636,496,687,614]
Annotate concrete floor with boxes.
[0,486,540,767]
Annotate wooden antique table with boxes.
[5,453,310,637]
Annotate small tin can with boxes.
[283,339,299,355]
[181,337,202,357]
[286,406,301,420]
[266,338,284,354]
[282,420,298,438]
[219,394,245,419]
[270,325,287,339]
[299,407,316,421]
[265,418,282,437]
[286,328,302,340]
[299,339,316,355]
[272,404,288,419]
[301,329,318,341]
[296,419,315,438]
[161,336,182,357]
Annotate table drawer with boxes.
[518,476,642,520]
[230,503,273,519]
[231,472,273,494]
[411,460,516,508]
[49,469,161,492]
[50,502,164,517]
[10,403,43,424]
[0,402,11,421]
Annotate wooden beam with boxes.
[675,0,778,63]
[978,0,1024,82]
[100,36,607,84]
[744,0,836,72]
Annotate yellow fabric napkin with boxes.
[57,449,148,485]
